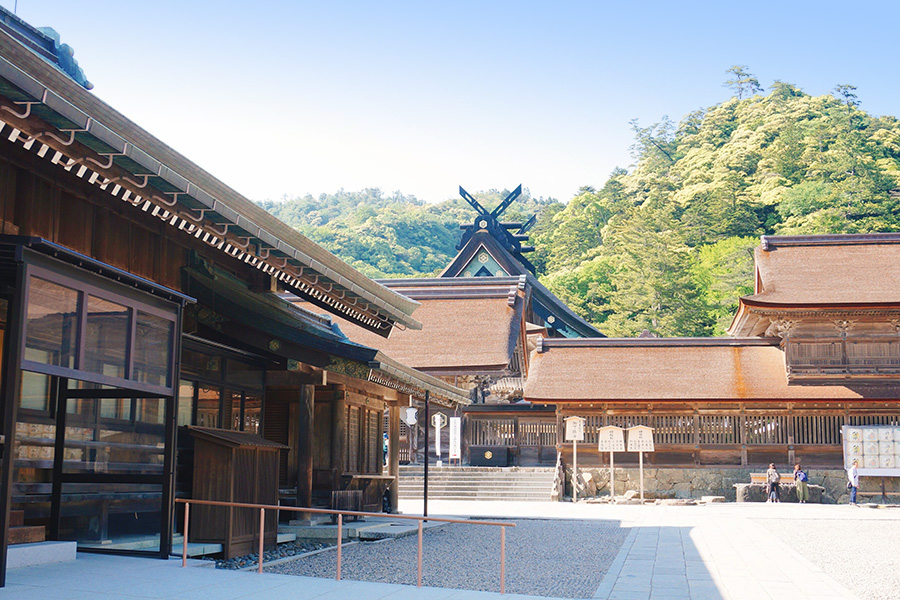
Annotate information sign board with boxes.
[564,416,585,442]
[598,426,625,452]
[842,424,900,476]
[627,426,655,452]
[449,417,461,460]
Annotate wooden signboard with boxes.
[565,416,585,441]
[564,417,586,502]
[598,426,625,452]
[598,426,625,499]
[627,425,655,452]
[627,426,655,501]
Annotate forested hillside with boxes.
[259,77,900,337]
[258,188,560,278]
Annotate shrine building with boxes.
[0,7,467,586]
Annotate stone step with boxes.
[397,465,556,502]
[9,524,45,545]
[399,479,553,486]
[10,509,24,527]
[399,467,556,474]
[399,472,556,478]
[400,495,549,502]
[400,491,550,498]
[399,483,551,491]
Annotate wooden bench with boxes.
[749,473,796,485]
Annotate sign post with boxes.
[403,407,418,464]
[626,426,655,501]
[598,426,625,499]
[449,417,461,466]
[564,416,585,503]
[432,412,447,467]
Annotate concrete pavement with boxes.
[5,500,891,599]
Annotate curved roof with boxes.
[524,338,899,402]
[745,233,900,307]
[0,29,419,336]
[286,278,526,373]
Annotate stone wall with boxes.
[568,467,900,504]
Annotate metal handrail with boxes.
[174,498,515,593]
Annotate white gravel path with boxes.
[265,519,629,598]
[757,514,900,600]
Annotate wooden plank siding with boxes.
[0,143,259,294]
[503,403,900,468]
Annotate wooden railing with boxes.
[786,337,900,381]
[558,413,900,447]
[175,499,515,593]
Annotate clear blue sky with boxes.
[3,1,899,204]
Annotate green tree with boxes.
[724,65,763,99]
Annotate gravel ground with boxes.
[204,540,334,570]
[757,515,900,600]
[265,519,629,598]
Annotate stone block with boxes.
[673,482,692,498]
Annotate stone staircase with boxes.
[9,509,45,545]
[398,465,556,502]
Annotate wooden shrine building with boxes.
[524,233,900,470]
[0,8,467,586]
[287,187,601,465]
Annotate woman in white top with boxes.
[847,459,860,505]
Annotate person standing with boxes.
[766,463,781,503]
[794,463,809,503]
[847,459,860,505]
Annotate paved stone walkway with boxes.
[6,501,891,599]
[401,500,868,600]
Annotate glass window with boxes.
[181,348,222,381]
[228,390,242,431]
[136,397,165,425]
[19,371,51,411]
[24,277,78,368]
[133,311,173,387]
[196,386,220,428]
[100,398,131,421]
[243,393,261,434]
[83,295,128,379]
[177,381,194,427]
[59,482,162,551]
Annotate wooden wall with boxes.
[0,139,261,293]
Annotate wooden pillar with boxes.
[388,401,400,512]
[787,403,796,466]
[693,405,701,465]
[739,412,748,466]
[297,384,315,514]
[331,386,346,489]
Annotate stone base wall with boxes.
[568,467,900,504]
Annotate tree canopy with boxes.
[259,80,900,337]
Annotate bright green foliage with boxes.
[691,236,758,334]
[259,84,900,338]
[535,85,900,336]
[259,188,559,278]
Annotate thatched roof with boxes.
[745,234,900,307]
[288,293,524,373]
[524,338,897,402]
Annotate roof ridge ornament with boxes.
[456,184,535,274]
